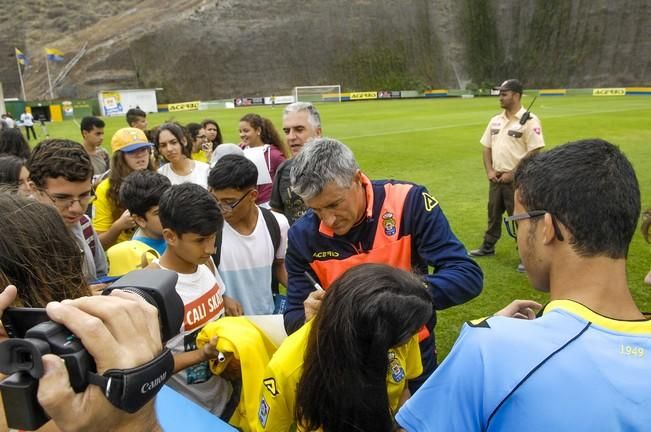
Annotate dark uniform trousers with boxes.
[483,180,515,246]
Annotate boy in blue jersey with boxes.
[105,171,172,277]
[119,170,171,255]
[397,139,651,431]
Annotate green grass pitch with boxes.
[39,94,651,358]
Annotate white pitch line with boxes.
[339,104,651,141]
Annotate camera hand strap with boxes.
[87,348,174,413]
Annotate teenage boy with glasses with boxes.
[208,155,289,316]
[27,139,108,287]
[503,210,564,242]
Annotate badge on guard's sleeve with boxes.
[422,192,439,212]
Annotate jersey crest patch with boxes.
[263,377,279,396]
[258,396,270,427]
[388,351,405,382]
[382,211,397,236]
[422,192,439,212]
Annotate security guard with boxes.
[469,79,545,271]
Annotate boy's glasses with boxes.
[503,210,564,241]
[40,189,96,210]
[215,189,254,212]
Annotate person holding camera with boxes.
[0,193,178,431]
[0,193,93,307]
[0,285,164,431]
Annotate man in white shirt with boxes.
[20,110,37,140]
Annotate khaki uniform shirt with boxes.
[480,107,545,172]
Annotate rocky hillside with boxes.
[1,0,649,102]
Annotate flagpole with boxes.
[45,54,54,100]
[15,55,26,101]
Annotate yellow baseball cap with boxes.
[111,127,153,153]
[107,240,160,277]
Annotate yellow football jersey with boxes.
[257,321,422,431]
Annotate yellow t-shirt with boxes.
[257,321,422,431]
[191,150,209,163]
[92,179,133,244]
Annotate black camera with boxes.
[0,269,184,431]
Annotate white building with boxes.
[98,89,159,117]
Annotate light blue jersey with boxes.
[397,300,651,431]
[133,234,166,255]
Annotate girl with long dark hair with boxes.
[0,193,92,306]
[258,264,433,432]
[202,119,223,153]
[0,155,32,196]
[186,122,210,163]
[239,113,290,207]
[155,123,210,188]
[0,128,30,160]
[93,128,156,249]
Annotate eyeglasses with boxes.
[214,189,254,212]
[40,189,96,210]
[503,210,564,241]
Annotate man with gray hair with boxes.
[270,102,322,225]
[284,137,483,391]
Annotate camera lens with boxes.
[118,288,156,308]
[17,350,33,366]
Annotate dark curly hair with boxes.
[26,139,92,188]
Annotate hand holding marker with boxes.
[304,271,325,291]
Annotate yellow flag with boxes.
[45,47,64,61]
[15,48,27,65]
